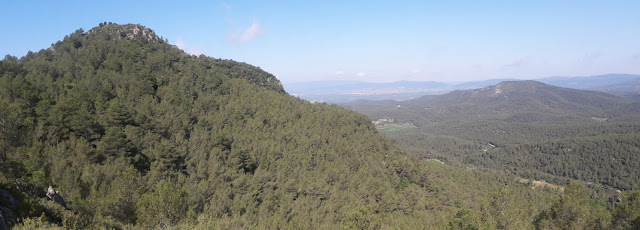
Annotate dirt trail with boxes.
[517,178,565,192]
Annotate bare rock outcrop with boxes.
[46,186,66,207]
[86,23,162,43]
[0,190,17,210]
[0,189,18,230]
[0,207,16,230]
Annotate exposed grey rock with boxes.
[0,206,16,230]
[86,24,161,43]
[46,186,66,207]
[0,211,5,230]
[0,189,17,210]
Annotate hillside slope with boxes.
[0,23,439,229]
[591,78,640,97]
[3,23,640,230]
[346,81,640,191]
[404,81,640,122]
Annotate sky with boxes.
[1,0,640,83]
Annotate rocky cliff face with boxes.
[0,189,17,230]
[46,186,66,207]
[85,23,162,43]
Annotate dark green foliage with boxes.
[3,23,638,229]
[611,191,640,229]
[448,208,484,230]
[136,180,188,228]
[534,182,592,229]
[341,206,379,229]
[348,81,640,191]
[349,81,640,228]
[0,23,440,228]
[96,167,141,225]
[105,101,133,127]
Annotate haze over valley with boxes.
[285,74,640,103]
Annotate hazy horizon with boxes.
[281,73,637,84]
[2,1,640,83]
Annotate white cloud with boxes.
[356,72,366,78]
[410,69,422,74]
[232,20,266,44]
[221,4,266,45]
[335,70,344,76]
[633,53,640,60]
[505,56,530,68]
[175,37,204,55]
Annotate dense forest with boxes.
[0,23,639,229]
[346,81,640,191]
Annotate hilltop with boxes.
[52,23,284,93]
[86,23,163,43]
[0,23,433,229]
[2,23,639,229]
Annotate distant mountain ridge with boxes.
[285,80,450,102]
[451,78,519,90]
[537,74,640,90]
[345,80,640,191]
[590,78,640,96]
[346,80,640,123]
[285,74,640,103]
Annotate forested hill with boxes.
[592,78,640,97]
[346,81,640,191]
[0,23,437,228]
[14,23,285,94]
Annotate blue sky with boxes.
[1,1,639,83]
